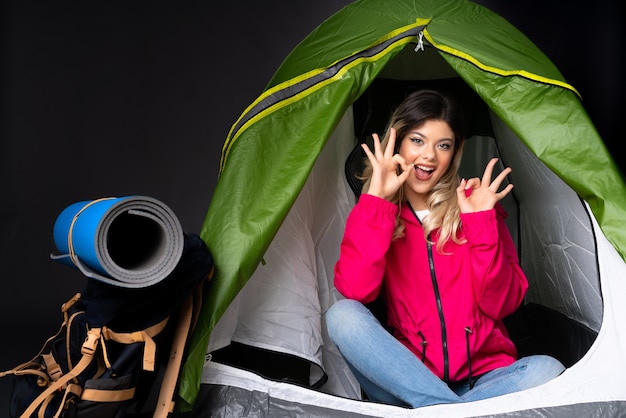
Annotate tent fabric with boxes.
[177,0,626,414]
[206,111,361,397]
[486,113,602,332]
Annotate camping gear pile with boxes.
[1,196,213,418]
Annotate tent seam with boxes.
[421,28,581,97]
[219,22,425,173]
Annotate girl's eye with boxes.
[438,142,452,150]
[409,136,423,144]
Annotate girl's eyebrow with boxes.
[407,130,426,139]
[408,130,454,143]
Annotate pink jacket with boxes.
[334,194,528,383]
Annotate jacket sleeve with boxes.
[461,204,528,319]
[334,194,397,303]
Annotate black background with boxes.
[1,0,623,411]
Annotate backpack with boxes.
[1,232,213,418]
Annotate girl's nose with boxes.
[420,144,435,161]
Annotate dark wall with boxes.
[1,0,622,411]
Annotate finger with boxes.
[481,158,499,186]
[495,183,515,200]
[464,177,481,191]
[391,153,408,170]
[371,133,383,157]
[490,166,512,191]
[384,128,397,158]
[457,178,468,199]
[361,142,377,164]
[397,164,413,184]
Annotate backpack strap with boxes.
[80,386,135,402]
[19,327,102,418]
[0,295,83,386]
[40,353,63,387]
[0,360,50,386]
[101,317,169,372]
[153,270,209,418]
[49,384,83,418]
[153,292,194,417]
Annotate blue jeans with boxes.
[326,299,565,408]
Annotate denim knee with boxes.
[326,299,364,341]
[530,355,566,380]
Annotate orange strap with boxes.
[153,276,209,418]
[20,328,101,418]
[66,198,115,266]
[153,293,195,418]
[101,316,169,372]
[81,386,135,402]
[49,384,83,418]
[41,353,62,382]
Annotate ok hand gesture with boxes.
[456,158,514,213]
[362,128,413,201]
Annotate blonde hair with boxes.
[360,90,466,252]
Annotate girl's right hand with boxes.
[362,128,413,201]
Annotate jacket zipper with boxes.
[406,202,450,382]
[465,327,475,389]
[427,238,450,382]
[417,330,428,362]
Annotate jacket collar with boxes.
[402,201,424,228]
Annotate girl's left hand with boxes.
[457,158,514,213]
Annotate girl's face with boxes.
[398,119,455,210]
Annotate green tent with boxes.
[178,0,626,415]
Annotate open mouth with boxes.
[415,165,434,180]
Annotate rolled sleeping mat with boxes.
[51,196,184,288]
